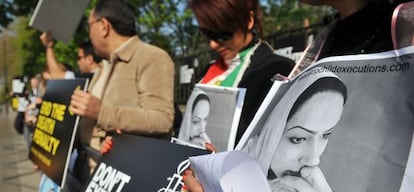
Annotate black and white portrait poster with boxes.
[29,79,88,187]
[84,134,209,192]
[236,46,414,192]
[176,84,246,152]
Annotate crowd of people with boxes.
[9,0,412,191]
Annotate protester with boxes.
[189,0,294,146]
[13,79,28,136]
[75,41,102,79]
[38,32,78,192]
[291,0,395,76]
[182,0,397,191]
[69,0,175,173]
[23,74,42,148]
[311,0,393,58]
[40,31,76,79]
[71,41,108,186]
[183,68,347,192]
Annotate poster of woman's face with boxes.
[239,47,414,192]
[238,67,347,192]
[177,84,246,151]
[271,90,344,179]
[189,94,211,146]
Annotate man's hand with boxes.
[70,90,101,119]
[40,31,54,48]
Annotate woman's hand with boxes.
[100,129,122,154]
[182,168,204,192]
[300,166,332,192]
[269,167,332,192]
[100,136,113,154]
[205,143,217,153]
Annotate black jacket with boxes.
[319,1,394,59]
[235,42,294,145]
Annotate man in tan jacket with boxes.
[69,0,175,176]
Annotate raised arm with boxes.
[39,32,67,79]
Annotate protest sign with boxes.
[84,134,209,192]
[29,0,89,43]
[175,84,245,151]
[236,46,414,192]
[29,79,88,187]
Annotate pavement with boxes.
[0,104,41,192]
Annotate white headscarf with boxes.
[242,66,345,174]
[178,87,211,147]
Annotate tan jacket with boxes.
[95,36,175,136]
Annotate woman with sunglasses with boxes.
[189,0,294,147]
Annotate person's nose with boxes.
[209,40,220,50]
[200,120,207,132]
[299,140,320,167]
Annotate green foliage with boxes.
[1,0,332,80]
[131,0,197,56]
[0,0,37,29]
[0,0,14,29]
[261,0,332,35]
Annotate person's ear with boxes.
[86,55,94,65]
[100,18,111,37]
[248,11,254,30]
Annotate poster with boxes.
[235,46,414,192]
[189,150,271,192]
[10,76,28,111]
[29,79,88,187]
[11,76,27,95]
[84,134,209,192]
[29,0,89,43]
[175,84,246,152]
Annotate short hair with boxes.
[32,73,42,81]
[288,77,348,121]
[93,0,136,36]
[78,41,103,63]
[188,0,264,38]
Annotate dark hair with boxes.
[188,0,264,38]
[192,94,210,112]
[62,63,74,72]
[93,0,136,36]
[78,41,103,63]
[288,77,348,121]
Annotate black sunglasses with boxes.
[199,27,234,43]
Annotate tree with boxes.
[131,0,201,56]
[0,0,37,30]
[261,0,332,35]
[0,0,332,81]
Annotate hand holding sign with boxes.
[70,90,101,119]
[101,128,122,154]
[40,31,54,48]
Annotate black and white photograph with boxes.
[237,66,346,192]
[237,47,414,192]
[177,84,246,151]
